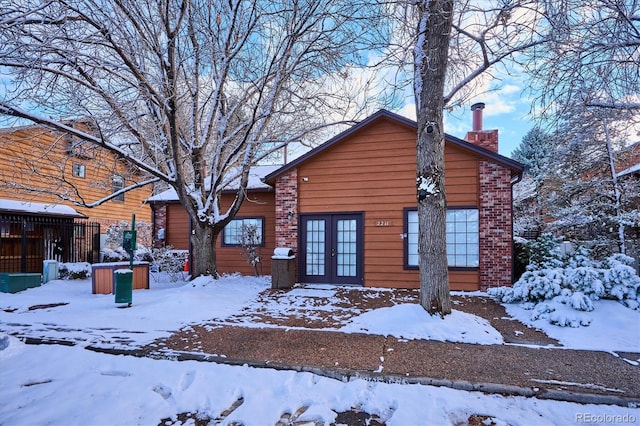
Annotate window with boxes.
[222,217,265,247]
[72,163,86,178]
[405,208,479,269]
[112,175,125,202]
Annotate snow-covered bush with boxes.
[101,245,153,263]
[150,246,187,282]
[519,233,567,269]
[102,221,153,263]
[59,262,91,280]
[101,246,130,262]
[489,236,639,327]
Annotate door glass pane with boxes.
[336,219,357,277]
[306,220,325,276]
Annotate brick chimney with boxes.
[465,102,498,152]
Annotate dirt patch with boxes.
[28,303,68,311]
[451,295,559,346]
[209,285,558,346]
[221,286,418,329]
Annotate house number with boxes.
[376,220,390,227]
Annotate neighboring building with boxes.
[616,142,640,271]
[151,107,524,291]
[0,122,153,272]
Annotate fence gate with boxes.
[0,215,100,273]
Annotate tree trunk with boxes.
[414,0,454,315]
[602,118,626,255]
[190,222,220,278]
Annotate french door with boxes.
[300,213,363,285]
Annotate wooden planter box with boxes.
[91,262,149,294]
[0,273,41,293]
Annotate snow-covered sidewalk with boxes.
[1,274,639,425]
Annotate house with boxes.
[148,165,279,277]
[0,122,153,272]
[150,106,524,291]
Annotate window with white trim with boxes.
[222,217,265,247]
[405,208,479,268]
[112,175,125,202]
[72,163,86,178]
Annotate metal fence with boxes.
[0,214,100,273]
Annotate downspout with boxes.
[510,171,523,284]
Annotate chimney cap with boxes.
[471,102,485,111]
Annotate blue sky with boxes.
[395,78,536,159]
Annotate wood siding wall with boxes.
[296,117,480,290]
[165,204,190,250]
[158,191,276,277]
[217,191,276,276]
[0,126,152,230]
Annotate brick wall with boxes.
[274,168,298,252]
[479,160,513,290]
[151,204,167,248]
[465,129,499,153]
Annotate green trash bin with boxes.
[114,269,133,306]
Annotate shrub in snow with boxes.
[101,246,130,262]
[150,246,187,282]
[101,245,153,263]
[601,254,640,301]
[549,311,591,328]
[567,291,594,312]
[488,235,639,327]
[519,233,567,269]
[490,268,564,303]
[59,262,91,280]
[530,302,555,321]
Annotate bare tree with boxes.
[528,0,640,115]
[535,107,639,255]
[413,0,454,315]
[0,0,385,277]
[406,0,547,315]
[525,0,640,255]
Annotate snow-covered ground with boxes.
[1,274,638,425]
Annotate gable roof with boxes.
[264,109,524,184]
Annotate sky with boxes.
[1,273,639,425]
[395,74,535,158]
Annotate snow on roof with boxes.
[0,199,86,218]
[617,162,640,178]
[147,164,280,202]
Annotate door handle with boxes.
[331,248,336,257]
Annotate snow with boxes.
[1,274,639,425]
[340,304,503,345]
[417,175,439,195]
[617,162,640,178]
[0,198,85,217]
[487,246,639,352]
[504,300,639,352]
[147,165,280,202]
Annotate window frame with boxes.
[403,206,480,270]
[221,216,266,247]
[112,174,125,202]
[72,162,86,178]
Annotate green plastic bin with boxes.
[0,273,41,293]
[114,269,133,306]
